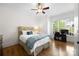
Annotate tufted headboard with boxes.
[18,26,34,39]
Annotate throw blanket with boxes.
[26,35,49,50]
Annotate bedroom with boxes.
[0,3,79,56]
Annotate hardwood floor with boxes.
[39,41,74,56]
[3,44,29,56]
[3,40,74,56]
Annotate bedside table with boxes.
[0,35,3,56]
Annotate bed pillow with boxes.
[22,30,27,35]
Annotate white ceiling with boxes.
[0,3,75,16]
[49,3,74,16]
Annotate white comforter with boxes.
[19,34,50,53]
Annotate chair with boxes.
[54,32,60,40]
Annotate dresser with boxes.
[67,35,74,43]
[0,35,3,56]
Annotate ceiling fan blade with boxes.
[42,11,45,14]
[31,9,37,10]
[43,7,49,10]
[38,3,41,6]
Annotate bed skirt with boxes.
[18,40,51,56]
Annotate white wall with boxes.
[0,3,38,48]
[35,15,49,35]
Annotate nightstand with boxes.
[0,35,3,56]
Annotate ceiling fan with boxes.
[31,3,50,14]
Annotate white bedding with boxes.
[20,34,36,43]
[19,34,51,53]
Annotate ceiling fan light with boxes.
[37,9,42,13]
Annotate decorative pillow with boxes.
[22,30,33,35]
[27,31,33,35]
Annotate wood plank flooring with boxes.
[3,40,74,56]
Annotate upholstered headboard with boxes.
[18,26,34,39]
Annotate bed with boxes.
[18,26,51,56]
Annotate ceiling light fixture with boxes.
[31,3,50,14]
